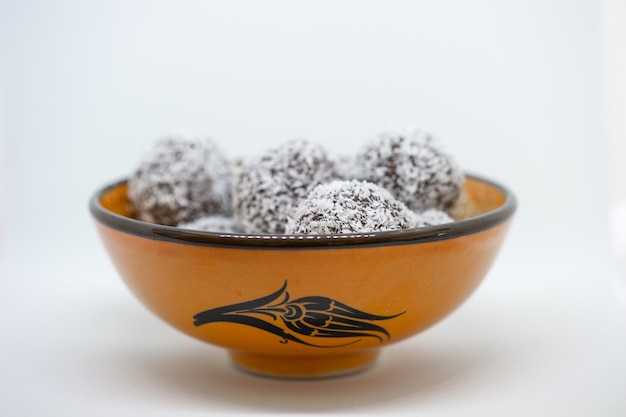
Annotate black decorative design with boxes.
[193,281,405,347]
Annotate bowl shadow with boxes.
[108,335,497,413]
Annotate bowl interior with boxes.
[94,174,514,248]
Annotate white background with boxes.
[1,1,625,416]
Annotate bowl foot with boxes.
[229,350,381,379]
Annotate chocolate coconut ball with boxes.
[354,127,464,211]
[128,134,233,226]
[412,208,454,228]
[286,180,415,235]
[234,138,337,234]
[177,215,240,233]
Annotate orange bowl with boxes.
[89,174,516,378]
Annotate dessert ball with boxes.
[128,134,233,226]
[354,127,464,211]
[286,180,415,235]
[234,139,337,234]
[177,215,240,233]
[329,153,357,180]
[412,208,454,228]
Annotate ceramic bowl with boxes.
[89,174,516,378]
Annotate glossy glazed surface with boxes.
[91,175,515,377]
[92,175,514,248]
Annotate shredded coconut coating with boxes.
[177,215,240,233]
[412,208,454,228]
[128,134,233,226]
[234,139,337,234]
[286,180,416,235]
[354,127,465,211]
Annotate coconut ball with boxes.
[177,215,240,233]
[412,208,454,228]
[286,180,416,235]
[234,138,337,234]
[128,134,233,226]
[353,127,464,211]
[329,153,357,180]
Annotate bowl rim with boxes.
[89,173,516,249]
